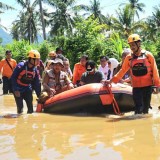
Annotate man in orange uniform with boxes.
[107,34,160,114]
[0,50,17,94]
[73,55,89,86]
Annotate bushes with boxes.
[0,25,159,73]
[5,40,33,62]
[0,45,5,60]
[37,41,51,62]
[3,40,53,63]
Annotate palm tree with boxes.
[143,17,157,42]
[0,2,14,29]
[12,0,40,43]
[143,4,160,42]
[152,4,160,28]
[43,0,78,36]
[104,14,114,31]
[121,0,145,19]
[0,2,14,11]
[38,0,46,40]
[11,12,30,41]
[78,0,106,24]
[112,5,146,37]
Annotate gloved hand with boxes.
[0,79,2,84]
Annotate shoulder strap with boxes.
[5,59,13,71]
[144,51,151,64]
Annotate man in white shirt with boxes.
[98,56,109,80]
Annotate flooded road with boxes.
[0,87,160,159]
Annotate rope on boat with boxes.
[106,84,122,115]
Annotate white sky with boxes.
[0,0,160,32]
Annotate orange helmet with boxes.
[48,51,57,57]
[28,50,40,58]
[128,34,141,43]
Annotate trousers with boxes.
[133,86,152,114]
[2,76,13,94]
[14,89,33,114]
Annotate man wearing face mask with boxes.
[11,50,41,114]
[80,60,105,85]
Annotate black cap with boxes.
[6,50,12,55]
[56,47,63,52]
[86,60,96,71]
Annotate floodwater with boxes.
[0,91,160,160]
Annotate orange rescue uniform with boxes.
[0,59,17,78]
[111,51,160,87]
[73,63,86,85]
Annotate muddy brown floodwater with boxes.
[0,85,160,160]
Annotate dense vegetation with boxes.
[0,0,160,70]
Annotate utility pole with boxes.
[39,0,46,40]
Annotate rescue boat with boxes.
[40,83,134,114]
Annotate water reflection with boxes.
[0,94,160,159]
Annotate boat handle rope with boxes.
[106,84,122,115]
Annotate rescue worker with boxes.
[11,50,41,114]
[106,34,160,114]
[73,55,89,86]
[0,50,17,94]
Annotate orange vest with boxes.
[47,70,71,91]
[112,50,160,87]
[130,53,153,87]
[72,63,86,84]
[17,67,36,86]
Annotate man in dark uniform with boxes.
[11,50,41,114]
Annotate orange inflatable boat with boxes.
[39,83,134,114]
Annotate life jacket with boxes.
[17,62,36,86]
[65,69,72,80]
[129,51,153,87]
[47,70,69,91]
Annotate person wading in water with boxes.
[106,34,160,114]
[11,50,41,114]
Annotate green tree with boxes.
[109,32,124,60]
[12,0,40,43]
[112,5,145,37]
[121,0,145,19]
[143,17,157,42]
[11,13,27,41]
[5,40,33,62]
[143,4,160,42]
[44,0,78,36]
[78,0,106,24]
[50,18,115,68]
[152,4,160,29]
[0,2,14,29]
[38,0,46,40]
